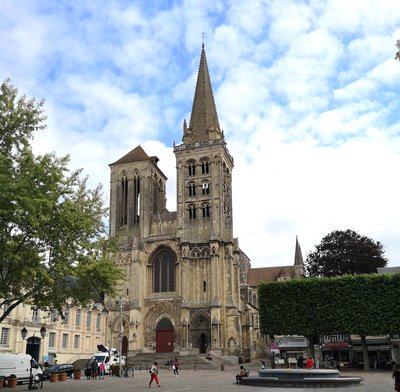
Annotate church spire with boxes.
[183,44,222,144]
[294,236,304,266]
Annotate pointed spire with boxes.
[184,44,222,144]
[294,236,304,266]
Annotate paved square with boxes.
[13,365,395,392]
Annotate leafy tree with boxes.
[258,273,400,368]
[305,229,387,277]
[0,79,124,323]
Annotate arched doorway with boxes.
[156,318,174,352]
[26,336,41,362]
[199,333,208,354]
[190,313,211,354]
[122,336,128,356]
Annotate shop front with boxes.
[351,335,392,369]
[320,342,351,368]
[274,336,308,368]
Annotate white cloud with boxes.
[3,0,400,269]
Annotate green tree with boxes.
[0,79,124,323]
[305,229,387,277]
[258,273,400,369]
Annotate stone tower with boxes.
[106,45,262,360]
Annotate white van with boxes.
[0,353,43,384]
[86,345,125,375]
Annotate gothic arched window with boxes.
[121,175,128,226]
[202,203,210,218]
[201,160,209,174]
[188,161,196,176]
[189,204,197,219]
[188,182,196,197]
[152,249,176,292]
[202,181,210,195]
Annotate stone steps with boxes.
[126,353,224,370]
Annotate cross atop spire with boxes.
[182,44,222,144]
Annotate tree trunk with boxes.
[307,334,318,360]
[361,334,369,370]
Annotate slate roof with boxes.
[247,266,298,287]
[110,145,159,166]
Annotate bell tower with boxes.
[109,145,167,242]
[174,44,234,243]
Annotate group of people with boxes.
[296,354,314,369]
[85,360,105,380]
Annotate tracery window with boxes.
[201,161,209,174]
[189,205,197,219]
[188,161,196,176]
[202,203,210,218]
[188,182,196,197]
[202,182,210,195]
[152,249,176,292]
[121,175,128,226]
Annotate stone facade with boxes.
[0,303,107,364]
[105,45,264,360]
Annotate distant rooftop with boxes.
[377,266,400,274]
[247,266,297,287]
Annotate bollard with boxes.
[221,363,225,371]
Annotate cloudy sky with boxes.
[1,0,400,269]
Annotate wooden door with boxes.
[156,329,174,352]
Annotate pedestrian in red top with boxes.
[149,362,160,388]
[305,356,314,369]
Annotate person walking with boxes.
[149,362,160,388]
[173,358,179,376]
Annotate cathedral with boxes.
[105,45,264,361]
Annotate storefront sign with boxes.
[276,336,307,348]
[322,343,349,348]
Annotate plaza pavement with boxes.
[13,364,395,392]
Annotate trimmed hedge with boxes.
[258,273,400,336]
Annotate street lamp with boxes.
[40,326,46,340]
[21,327,28,340]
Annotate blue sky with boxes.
[1,0,400,268]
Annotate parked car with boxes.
[43,364,74,380]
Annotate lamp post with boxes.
[39,326,47,364]
[118,297,124,377]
